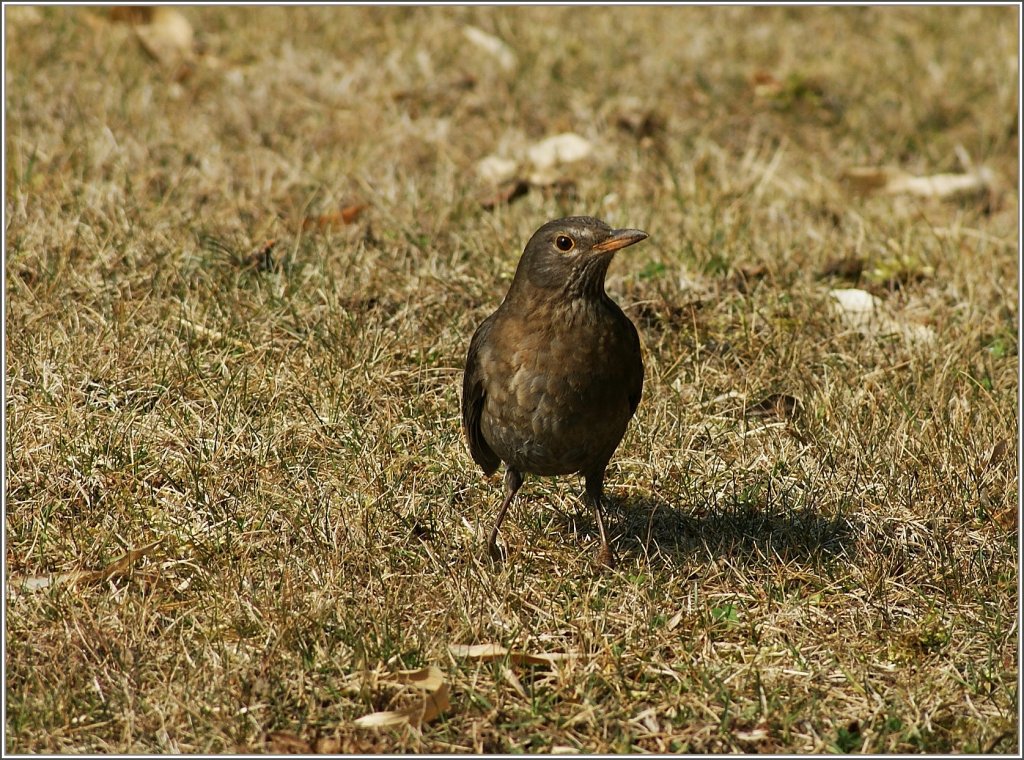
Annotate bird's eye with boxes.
[555,235,575,252]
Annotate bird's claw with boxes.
[594,543,617,570]
[483,540,505,565]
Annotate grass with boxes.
[4,5,1019,753]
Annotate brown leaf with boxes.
[303,203,367,230]
[616,108,666,140]
[614,97,666,141]
[92,539,164,582]
[819,255,865,281]
[500,665,528,698]
[10,539,164,595]
[842,167,892,193]
[448,642,577,667]
[385,665,445,692]
[448,642,508,661]
[354,682,450,729]
[480,179,530,210]
[842,166,994,200]
[514,651,576,667]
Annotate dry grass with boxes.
[4,5,1019,754]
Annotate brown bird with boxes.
[462,216,648,567]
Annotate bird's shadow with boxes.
[549,486,861,568]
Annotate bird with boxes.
[461,216,648,567]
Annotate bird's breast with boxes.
[477,297,641,476]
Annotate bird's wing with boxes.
[625,317,644,418]
[462,315,501,476]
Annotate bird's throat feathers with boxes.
[509,250,615,301]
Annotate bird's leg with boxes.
[486,468,523,561]
[585,471,616,569]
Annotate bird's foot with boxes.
[483,540,505,565]
[594,543,617,571]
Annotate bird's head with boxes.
[509,216,649,299]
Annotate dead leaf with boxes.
[500,665,528,698]
[10,539,164,596]
[385,665,445,692]
[93,539,164,581]
[887,170,994,199]
[265,731,313,754]
[830,287,881,330]
[449,642,508,661]
[480,179,530,210]
[516,651,577,666]
[527,133,594,172]
[354,682,450,729]
[448,642,577,667]
[666,609,684,631]
[134,8,195,66]
[462,26,517,72]
[615,105,666,140]
[829,288,935,344]
[841,167,891,193]
[303,204,367,230]
[10,571,86,595]
[818,255,865,281]
[476,155,518,185]
[350,664,449,730]
[842,166,994,200]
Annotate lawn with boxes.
[4,5,1019,753]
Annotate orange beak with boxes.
[591,228,649,253]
